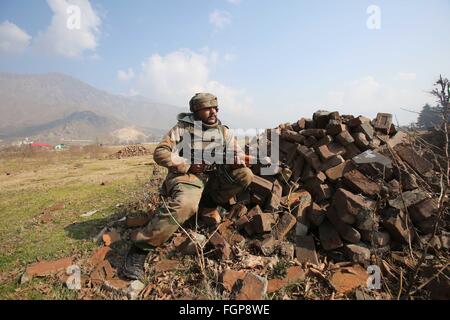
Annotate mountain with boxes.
[0,72,182,143]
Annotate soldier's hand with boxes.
[189,164,205,174]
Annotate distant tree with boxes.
[417,103,445,129]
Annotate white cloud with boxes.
[117,68,135,81]
[324,75,429,125]
[209,10,232,30]
[136,48,253,120]
[224,53,236,62]
[33,0,101,58]
[396,72,417,81]
[0,21,31,54]
[227,0,241,4]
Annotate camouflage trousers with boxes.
[131,166,253,249]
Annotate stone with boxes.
[273,212,297,240]
[220,269,246,292]
[235,273,268,300]
[319,220,343,250]
[127,280,145,300]
[180,232,207,255]
[352,150,392,168]
[295,235,319,265]
[343,169,381,196]
[343,244,371,264]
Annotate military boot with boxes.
[121,245,149,281]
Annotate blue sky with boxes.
[1,0,449,128]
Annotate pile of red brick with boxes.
[213,111,446,268]
[111,145,150,159]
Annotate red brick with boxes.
[328,142,346,156]
[409,198,438,224]
[251,213,276,233]
[329,264,369,294]
[273,212,296,240]
[343,143,361,159]
[25,257,73,278]
[267,266,306,293]
[306,183,333,203]
[336,130,355,146]
[209,233,232,260]
[347,116,371,128]
[394,144,433,173]
[319,220,343,250]
[374,113,393,134]
[382,208,415,244]
[90,246,111,267]
[326,207,361,243]
[321,155,345,171]
[306,202,326,226]
[386,131,407,148]
[220,269,246,292]
[315,145,335,161]
[352,132,370,150]
[267,180,282,211]
[236,273,268,300]
[342,169,381,196]
[325,160,354,181]
[333,188,376,223]
[229,203,248,219]
[295,235,319,265]
[313,135,333,148]
[313,110,332,128]
[297,145,322,172]
[300,129,327,138]
[126,216,151,228]
[304,136,318,147]
[291,118,306,132]
[280,129,306,144]
[326,122,347,136]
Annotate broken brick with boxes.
[394,144,433,173]
[342,169,381,196]
[209,233,232,260]
[201,208,222,226]
[295,235,319,265]
[229,203,248,220]
[259,236,279,256]
[333,188,376,224]
[220,269,246,292]
[235,273,268,300]
[360,230,391,247]
[90,246,111,267]
[273,212,297,240]
[328,142,347,156]
[267,179,282,211]
[267,266,306,293]
[251,213,276,233]
[314,135,333,147]
[291,118,306,132]
[343,143,361,160]
[382,208,415,244]
[352,132,370,150]
[102,229,121,246]
[329,264,369,294]
[347,116,371,128]
[343,244,371,264]
[23,257,73,282]
[306,203,326,226]
[280,130,306,144]
[387,131,408,148]
[319,220,343,251]
[409,198,438,224]
[304,136,317,147]
[315,144,336,161]
[325,160,354,181]
[326,207,361,244]
[300,129,327,138]
[321,154,345,172]
[374,113,392,134]
[326,122,347,136]
[336,130,355,146]
[297,145,322,172]
[388,189,430,211]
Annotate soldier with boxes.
[122,93,253,280]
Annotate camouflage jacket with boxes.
[153,113,243,191]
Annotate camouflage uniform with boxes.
[131,112,253,249]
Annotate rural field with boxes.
[0,145,161,299]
